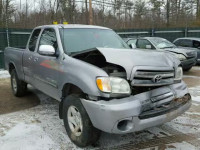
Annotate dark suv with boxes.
[173,37,200,65]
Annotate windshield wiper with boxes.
[160,46,175,49]
[69,47,98,57]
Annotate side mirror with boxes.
[130,43,137,49]
[38,45,56,56]
[146,45,152,49]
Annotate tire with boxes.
[183,66,192,72]
[63,94,101,147]
[11,69,27,97]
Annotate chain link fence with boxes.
[0,27,200,69]
[116,27,200,42]
[0,51,4,69]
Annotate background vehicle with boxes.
[173,37,200,65]
[4,25,191,147]
[125,37,197,71]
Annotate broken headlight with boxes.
[96,77,131,94]
[175,67,183,81]
[175,54,186,61]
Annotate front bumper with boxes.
[181,58,196,70]
[81,81,191,134]
[196,59,200,65]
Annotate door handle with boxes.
[28,56,32,60]
[34,58,39,62]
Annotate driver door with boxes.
[33,28,61,100]
[23,29,41,84]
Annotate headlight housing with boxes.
[175,67,183,81]
[175,54,186,61]
[96,77,131,94]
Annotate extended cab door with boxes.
[32,28,61,100]
[23,29,41,84]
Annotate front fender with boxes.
[58,56,110,98]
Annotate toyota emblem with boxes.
[152,75,162,83]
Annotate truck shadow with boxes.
[0,78,40,115]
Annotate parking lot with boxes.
[0,67,200,150]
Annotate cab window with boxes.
[28,29,41,52]
[38,28,58,51]
[127,39,137,46]
[137,39,153,49]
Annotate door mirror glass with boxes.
[38,45,56,56]
[146,45,152,49]
[130,43,137,49]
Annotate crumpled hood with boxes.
[97,47,180,79]
[163,47,196,57]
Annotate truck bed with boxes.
[4,47,25,80]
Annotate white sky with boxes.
[13,0,154,14]
[14,0,38,12]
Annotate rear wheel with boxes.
[11,69,27,97]
[63,94,101,147]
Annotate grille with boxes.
[131,70,175,86]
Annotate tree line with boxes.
[0,0,200,29]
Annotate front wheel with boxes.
[63,94,101,147]
[11,69,27,97]
[183,66,192,72]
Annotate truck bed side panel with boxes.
[4,47,25,80]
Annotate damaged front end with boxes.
[72,47,191,134]
[72,47,183,97]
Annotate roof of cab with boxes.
[35,24,111,30]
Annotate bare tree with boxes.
[149,0,164,28]
[133,0,148,28]
[1,0,200,29]
[0,0,3,27]
[166,0,170,27]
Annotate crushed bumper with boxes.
[196,59,200,65]
[181,58,196,70]
[81,81,191,134]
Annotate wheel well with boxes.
[59,83,85,119]
[62,83,85,98]
[9,63,15,74]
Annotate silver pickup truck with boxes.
[4,24,191,147]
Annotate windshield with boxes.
[60,28,130,54]
[150,38,176,49]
